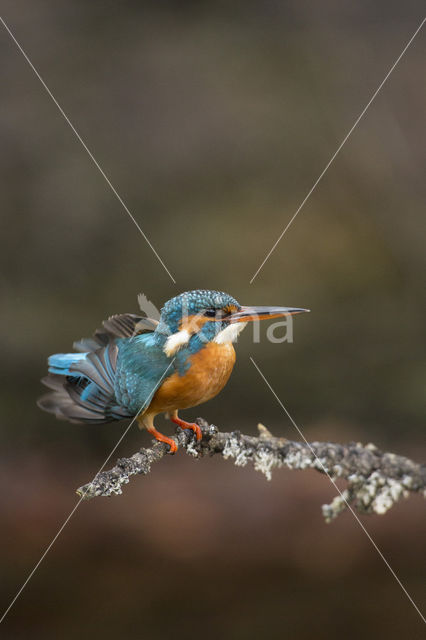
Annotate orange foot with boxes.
[171,415,202,442]
[146,426,178,454]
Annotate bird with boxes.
[38,290,309,453]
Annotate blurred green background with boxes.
[1,1,425,638]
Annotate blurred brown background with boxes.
[1,1,425,638]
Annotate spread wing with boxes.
[39,313,161,423]
[73,313,159,352]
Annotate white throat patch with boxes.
[163,329,191,357]
[213,322,248,344]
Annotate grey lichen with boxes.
[77,418,425,522]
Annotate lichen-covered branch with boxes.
[77,419,425,521]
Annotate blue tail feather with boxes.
[48,353,88,376]
[39,345,131,423]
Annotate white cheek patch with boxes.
[163,329,191,356]
[213,322,248,344]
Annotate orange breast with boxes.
[147,342,236,415]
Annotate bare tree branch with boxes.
[77,419,425,521]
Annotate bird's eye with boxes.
[204,309,217,318]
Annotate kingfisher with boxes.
[38,290,308,453]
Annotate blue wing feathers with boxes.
[39,314,182,424]
[113,333,178,414]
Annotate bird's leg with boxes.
[138,414,177,454]
[170,410,202,442]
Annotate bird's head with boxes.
[157,289,309,357]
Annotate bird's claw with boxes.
[186,422,202,442]
[147,429,178,454]
[171,416,202,442]
[166,439,178,454]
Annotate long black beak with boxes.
[228,306,310,323]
